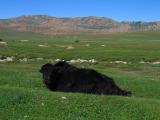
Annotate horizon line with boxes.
[0,14,159,22]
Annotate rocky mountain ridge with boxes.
[0,15,160,35]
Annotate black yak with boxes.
[40,61,131,96]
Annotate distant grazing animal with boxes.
[40,61,131,96]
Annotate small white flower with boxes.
[85,44,90,47]
[36,58,43,61]
[24,115,29,118]
[20,40,29,42]
[38,44,48,47]
[41,103,45,106]
[61,96,67,100]
[101,45,105,47]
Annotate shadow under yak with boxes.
[40,61,131,96]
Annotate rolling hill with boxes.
[0,15,160,35]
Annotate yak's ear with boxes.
[40,63,53,73]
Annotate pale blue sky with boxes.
[0,0,159,21]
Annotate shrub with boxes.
[74,40,79,43]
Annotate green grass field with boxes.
[0,30,160,120]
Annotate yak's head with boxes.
[40,63,54,85]
[40,63,63,85]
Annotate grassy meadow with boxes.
[0,30,160,120]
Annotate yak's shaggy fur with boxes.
[40,61,131,96]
